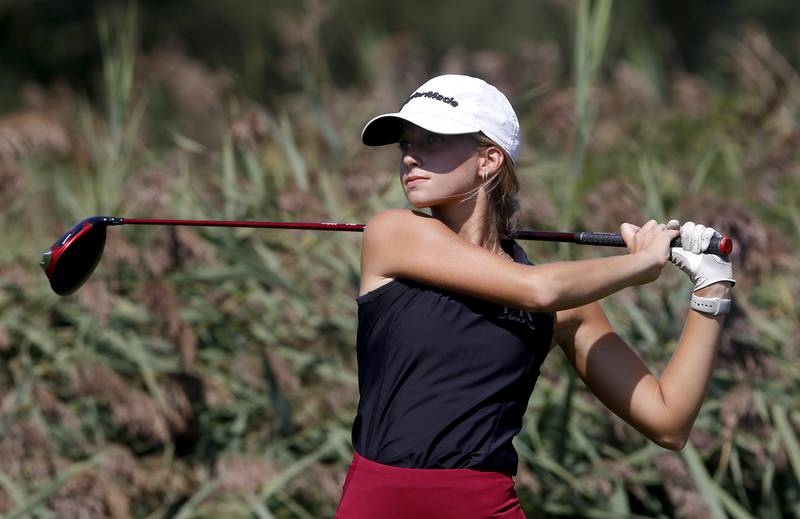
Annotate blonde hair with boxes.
[474,133,520,238]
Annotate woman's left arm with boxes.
[556,281,732,450]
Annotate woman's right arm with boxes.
[360,209,679,313]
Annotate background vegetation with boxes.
[1,1,798,517]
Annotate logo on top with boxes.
[405,91,459,108]
[499,306,539,331]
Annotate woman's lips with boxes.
[405,175,427,187]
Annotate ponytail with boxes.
[474,134,520,238]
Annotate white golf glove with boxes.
[667,220,736,292]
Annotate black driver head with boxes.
[40,216,120,296]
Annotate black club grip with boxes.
[574,232,625,247]
[574,232,732,256]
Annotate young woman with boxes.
[335,74,735,518]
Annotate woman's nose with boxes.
[402,149,421,169]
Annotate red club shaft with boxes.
[121,218,366,232]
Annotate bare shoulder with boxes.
[364,208,441,236]
[359,209,436,296]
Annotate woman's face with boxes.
[397,124,482,208]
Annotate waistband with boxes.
[336,451,524,519]
[350,451,513,482]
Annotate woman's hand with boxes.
[620,220,680,285]
[667,219,736,292]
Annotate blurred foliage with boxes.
[2,0,800,105]
[1,0,799,517]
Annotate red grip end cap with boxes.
[720,236,733,256]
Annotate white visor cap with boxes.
[361,74,520,163]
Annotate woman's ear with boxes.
[478,145,504,178]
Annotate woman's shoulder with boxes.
[359,209,430,297]
[364,208,436,233]
[362,208,461,257]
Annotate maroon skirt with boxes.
[334,451,526,518]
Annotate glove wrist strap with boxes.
[690,294,731,316]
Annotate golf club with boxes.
[40,216,733,296]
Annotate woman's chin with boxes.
[406,197,434,209]
[403,185,444,208]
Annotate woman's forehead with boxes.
[399,123,472,140]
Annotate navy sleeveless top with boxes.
[352,239,554,476]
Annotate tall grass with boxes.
[548,0,615,473]
[0,2,798,518]
[560,0,613,235]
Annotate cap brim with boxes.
[361,112,480,146]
